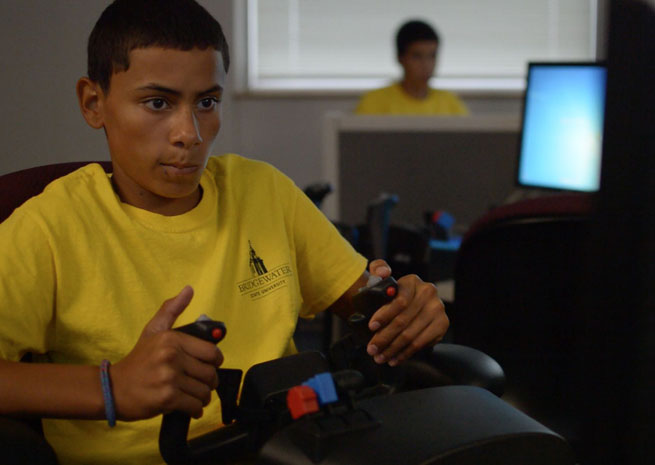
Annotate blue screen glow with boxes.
[518,64,607,192]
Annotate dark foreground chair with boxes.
[452,193,595,452]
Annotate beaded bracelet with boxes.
[99,359,116,427]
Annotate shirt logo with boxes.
[248,241,267,275]
[238,241,293,301]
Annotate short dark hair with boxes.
[87,0,230,92]
[396,20,440,58]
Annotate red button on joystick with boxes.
[212,328,224,341]
[386,286,397,297]
[287,385,319,420]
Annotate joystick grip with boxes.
[160,316,226,465]
[175,316,226,343]
[348,277,398,345]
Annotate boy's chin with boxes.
[160,169,204,188]
[161,164,203,177]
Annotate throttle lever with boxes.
[159,315,227,465]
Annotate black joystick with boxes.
[160,315,226,465]
[348,276,398,346]
[174,315,226,344]
[326,276,400,389]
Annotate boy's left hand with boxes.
[363,260,449,367]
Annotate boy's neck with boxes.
[110,176,203,216]
[400,79,430,100]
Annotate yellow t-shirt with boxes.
[355,83,468,115]
[0,154,366,464]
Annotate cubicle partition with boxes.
[321,114,521,230]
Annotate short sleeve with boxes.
[0,208,56,360]
[286,181,367,317]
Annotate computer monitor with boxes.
[516,62,607,192]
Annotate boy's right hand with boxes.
[110,286,223,421]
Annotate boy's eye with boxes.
[197,97,220,110]
[144,98,169,111]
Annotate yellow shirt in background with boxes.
[0,154,366,465]
[355,83,468,115]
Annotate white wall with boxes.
[0,0,521,188]
[0,1,110,175]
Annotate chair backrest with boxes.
[0,161,112,223]
[452,193,594,448]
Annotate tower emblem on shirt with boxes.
[248,241,268,276]
[237,241,293,301]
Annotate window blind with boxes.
[247,0,598,92]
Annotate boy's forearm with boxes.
[0,359,105,420]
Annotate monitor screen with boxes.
[517,62,607,192]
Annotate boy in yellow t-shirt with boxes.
[356,20,468,115]
[0,1,449,464]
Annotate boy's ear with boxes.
[76,77,105,129]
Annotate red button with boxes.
[386,286,397,297]
[287,386,319,420]
[212,328,223,341]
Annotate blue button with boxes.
[302,372,338,405]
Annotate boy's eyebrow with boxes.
[136,84,223,96]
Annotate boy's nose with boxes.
[170,107,202,148]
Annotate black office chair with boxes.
[451,193,595,454]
